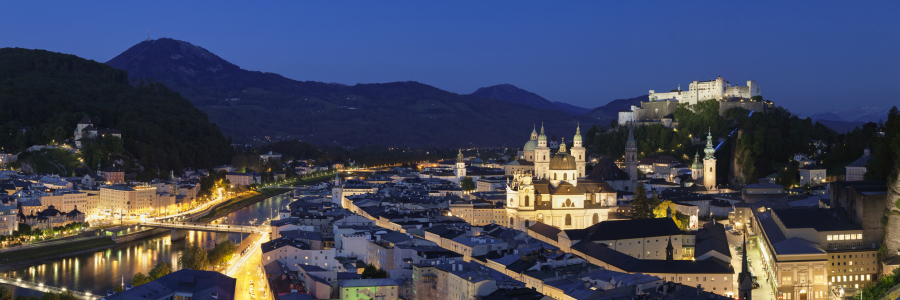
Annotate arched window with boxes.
[565,214,572,226]
[553,173,557,180]
[510,198,514,205]
[544,155,547,160]
[509,217,514,226]
[524,195,530,207]
[593,213,600,224]
[709,167,713,172]
[563,173,567,180]
[525,220,530,228]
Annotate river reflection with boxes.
[2,192,292,297]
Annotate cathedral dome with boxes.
[549,152,576,170]
[524,140,537,152]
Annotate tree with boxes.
[148,261,172,280]
[653,200,683,228]
[56,293,76,300]
[361,264,388,279]
[130,272,150,286]
[179,245,210,270]
[39,292,58,300]
[0,286,12,300]
[208,240,238,267]
[460,176,475,193]
[648,191,661,214]
[631,182,651,219]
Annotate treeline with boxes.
[0,48,233,178]
[583,99,895,185]
[866,106,900,181]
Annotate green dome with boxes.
[524,140,537,152]
[573,124,582,142]
[538,125,547,141]
[691,152,703,169]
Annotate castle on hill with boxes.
[649,76,760,105]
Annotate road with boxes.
[725,229,774,300]
[229,232,270,300]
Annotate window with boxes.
[782,277,792,285]
[524,196,529,206]
[593,213,599,224]
[563,173,567,180]
[565,214,572,226]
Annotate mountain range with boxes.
[804,106,889,133]
[470,84,591,115]
[106,38,602,146]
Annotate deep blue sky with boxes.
[1,1,898,114]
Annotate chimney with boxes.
[696,284,701,296]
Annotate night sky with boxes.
[1,1,897,114]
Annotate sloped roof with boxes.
[586,158,630,181]
[583,218,682,241]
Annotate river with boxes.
[3,192,293,297]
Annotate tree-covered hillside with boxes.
[0,48,233,175]
[583,100,883,186]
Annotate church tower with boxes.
[331,173,343,206]
[571,124,586,178]
[455,149,466,182]
[691,151,703,180]
[534,124,550,179]
[703,130,717,190]
[625,125,638,182]
[737,236,753,300]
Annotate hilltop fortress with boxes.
[649,76,760,106]
[619,76,771,126]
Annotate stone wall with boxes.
[719,101,769,115]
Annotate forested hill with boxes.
[0,47,233,174]
[106,38,598,146]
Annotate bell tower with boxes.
[534,124,550,179]
[455,149,466,182]
[571,124,586,178]
[703,130,717,190]
[625,125,638,181]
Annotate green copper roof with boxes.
[704,130,716,160]
[538,124,547,141]
[573,124,582,142]
[691,151,703,169]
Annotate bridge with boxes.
[0,275,98,299]
[138,221,268,234]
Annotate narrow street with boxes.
[726,230,774,300]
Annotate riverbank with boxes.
[0,237,116,268]
[199,188,289,222]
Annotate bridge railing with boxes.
[138,222,267,234]
[0,275,97,299]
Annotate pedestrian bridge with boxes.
[138,221,267,234]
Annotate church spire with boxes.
[738,235,753,300]
[573,123,582,142]
[627,124,635,143]
[704,129,716,160]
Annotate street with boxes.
[725,230,774,300]
[228,233,270,300]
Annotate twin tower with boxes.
[521,125,586,180]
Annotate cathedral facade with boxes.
[506,125,618,231]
